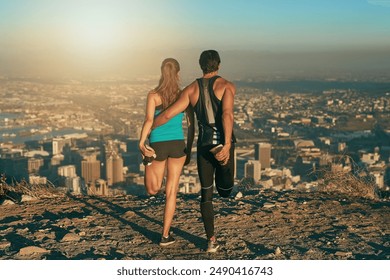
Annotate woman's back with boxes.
[149,104,184,143]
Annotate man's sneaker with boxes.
[207,239,220,253]
[159,235,175,246]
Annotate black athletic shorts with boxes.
[150,140,186,161]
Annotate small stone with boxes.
[235,192,243,200]
[122,210,136,218]
[1,199,15,205]
[61,233,81,242]
[263,202,275,208]
[0,241,11,250]
[187,243,196,249]
[275,247,282,256]
[21,195,36,202]
[19,246,49,256]
[335,251,353,257]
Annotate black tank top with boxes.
[194,76,235,147]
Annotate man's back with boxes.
[186,76,235,107]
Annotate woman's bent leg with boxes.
[144,160,166,195]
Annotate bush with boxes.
[316,157,379,200]
[0,175,63,203]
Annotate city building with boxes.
[52,137,72,155]
[58,165,76,178]
[88,179,108,196]
[81,155,101,184]
[244,160,261,182]
[255,142,271,169]
[27,157,44,174]
[106,155,124,186]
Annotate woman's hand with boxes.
[139,144,156,158]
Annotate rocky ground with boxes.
[0,189,389,260]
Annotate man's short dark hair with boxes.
[199,50,221,74]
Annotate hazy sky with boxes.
[1,0,390,79]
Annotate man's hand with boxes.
[214,143,231,165]
[184,150,191,166]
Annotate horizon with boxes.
[1,0,390,80]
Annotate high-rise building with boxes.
[81,155,101,184]
[52,137,72,155]
[88,179,108,196]
[244,160,261,182]
[28,157,44,174]
[58,165,76,178]
[255,142,271,169]
[96,179,108,195]
[105,140,124,186]
[51,154,64,166]
[65,176,81,194]
[0,151,28,182]
[106,155,124,186]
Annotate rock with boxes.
[235,192,243,200]
[21,195,36,202]
[61,233,81,242]
[275,247,282,256]
[19,246,49,256]
[263,202,275,208]
[0,241,11,250]
[122,210,136,218]
[335,251,353,258]
[1,199,15,205]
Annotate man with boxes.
[152,50,236,253]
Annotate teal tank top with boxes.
[149,107,184,143]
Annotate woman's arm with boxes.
[139,92,156,157]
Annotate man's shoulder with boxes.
[183,80,199,93]
[215,77,235,92]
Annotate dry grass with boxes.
[0,175,64,203]
[316,156,379,200]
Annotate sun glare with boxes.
[63,7,133,59]
[79,24,118,51]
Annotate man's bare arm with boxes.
[184,105,195,165]
[215,82,235,165]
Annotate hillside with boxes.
[0,188,389,260]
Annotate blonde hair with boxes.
[154,58,181,109]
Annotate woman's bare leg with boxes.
[144,160,166,195]
[162,156,185,237]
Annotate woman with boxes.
[139,58,194,246]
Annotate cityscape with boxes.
[1,75,389,198]
[1,0,390,272]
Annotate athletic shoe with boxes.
[207,239,220,253]
[159,235,175,246]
